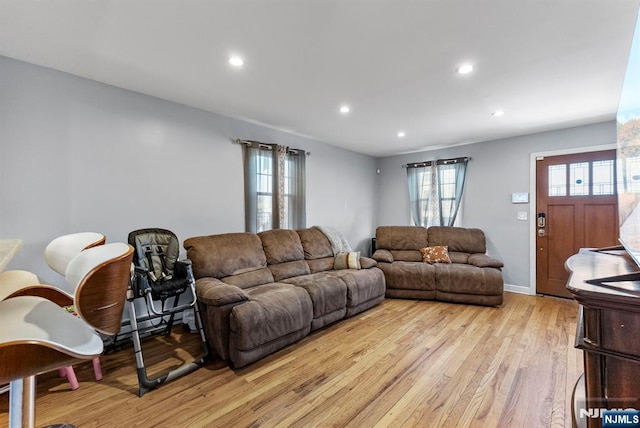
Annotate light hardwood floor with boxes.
[0,293,582,427]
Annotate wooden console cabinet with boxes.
[566,249,640,428]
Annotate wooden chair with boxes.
[0,232,105,305]
[0,241,133,428]
[0,232,107,389]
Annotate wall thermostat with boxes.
[511,192,529,204]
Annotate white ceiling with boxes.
[1,0,639,157]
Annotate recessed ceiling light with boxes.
[457,64,474,74]
[492,110,505,117]
[339,105,350,114]
[229,56,244,67]
[397,131,406,138]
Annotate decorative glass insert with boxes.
[569,162,589,196]
[548,164,567,197]
[592,160,615,195]
[621,156,640,194]
[549,159,617,197]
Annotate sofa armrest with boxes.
[195,277,250,306]
[359,256,378,269]
[372,249,394,263]
[468,254,504,269]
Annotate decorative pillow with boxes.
[420,246,452,264]
[334,251,361,270]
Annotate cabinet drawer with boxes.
[600,309,640,356]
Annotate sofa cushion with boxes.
[469,254,504,269]
[220,267,275,289]
[306,257,335,273]
[359,257,377,269]
[297,227,333,259]
[449,251,470,264]
[269,260,311,282]
[427,226,486,254]
[434,263,503,296]
[282,272,347,321]
[390,250,423,262]
[372,249,393,263]
[184,233,267,280]
[378,261,436,291]
[376,226,429,250]
[330,268,386,311]
[259,229,305,264]
[229,283,313,352]
[195,278,250,306]
[420,246,452,264]
[334,252,361,270]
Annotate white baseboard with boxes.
[504,283,535,295]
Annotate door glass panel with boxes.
[569,162,589,196]
[592,160,615,195]
[548,164,567,197]
[621,156,640,193]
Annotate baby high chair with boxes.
[122,228,209,396]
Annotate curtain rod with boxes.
[234,139,310,155]
[402,156,470,168]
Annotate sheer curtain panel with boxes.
[406,157,468,227]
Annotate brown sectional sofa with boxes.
[184,227,385,368]
[373,226,504,306]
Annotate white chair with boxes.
[0,232,107,389]
[0,241,133,427]
[0,232,105,305]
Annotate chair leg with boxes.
[92,357,102,381]
[64,367,79,390]
[9,376,36,428]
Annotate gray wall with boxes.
[1,54,618,294]
[376,121,617,293]
[0,56,379,286]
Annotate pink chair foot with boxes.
[64,367,79,390]
[92,357,102,381]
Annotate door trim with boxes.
[525,143,616,296]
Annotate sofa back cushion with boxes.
[297,227,335,273]
[259,229,311,281]
[376,226,429,262]
[376,226,429,250]
[297,227,333,259]
[427,226,486,254]
[184,233,269,281]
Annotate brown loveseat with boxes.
[184,227,385,368]
[373,226,503,306]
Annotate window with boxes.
[242,141,306,233]
[548,159,616,197]
[406,157,469,227]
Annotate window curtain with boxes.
[438,159,468,226]
[242,141,306,233]
[286,148,306,230]
[407,163,439,227]
[406,157,468,227]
